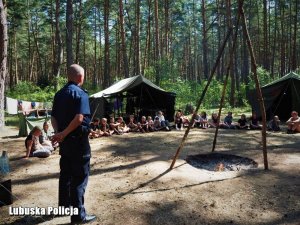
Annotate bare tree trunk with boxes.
[263,0,269,70]
[93,7,97,88]
[154,0,160,84]
[164,0,170,58]
[280,2,286,76]
[103,0,110,88]
[201,0,209,79]
[53,0,63,82]
[119,0,129,78]
[142,0,151,74]
[291,0,298,70]
[66,0,73,68]
[134,0,141,75]
[75,0,82,64]
[0,0,8,128]
[226,0,235,107]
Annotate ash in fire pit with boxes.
[186,153,258,172]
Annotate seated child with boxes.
[109,117,122,135]
[286,111,300,134]
[140,116,148,133]
[249,112,262,130]
[268,115,281,132]
[147,116,154,132]
[209,112,219,128]
[181,114,190,127]
[25,126,53,158]
[192,111,201,128]
[153,116,163,131]
[156,111,170,130]
[99,118,112,136]
[236,114,248,129]
[117,117,130,133]
[174,110,183,130]
[89,117,101,138]
[199,111,208,129]
[220,111,235,129]
[40,121,58,148]
[128,115,139,132]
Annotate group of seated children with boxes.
[189,111,281,131]
[24,122,57,158]
[89,111,171,138]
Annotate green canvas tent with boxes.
[247,72,300,120]
[89,75,176,122]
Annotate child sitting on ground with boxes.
[236,114,248,129]
[249,112,262,130]
[140,116,148,133]
[153,116,163,131]
[117,117,130,133]
[157,111,170,130]
[174,110,183,130]
[286,111,300,134]
[147,116,154,132]
[89,117,101,138]
[192,111,201,128]
[128,115,139,132]
[99,118,111,136]
[109,117,122,135]
[25,126,53,158]
[209,112,219,128]
[220,112,235,129]
[268,115,281,132]
[40,121,58,149]
[199,111,208,129]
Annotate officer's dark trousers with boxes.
[58,137,90,222]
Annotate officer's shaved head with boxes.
[68,64,85,86]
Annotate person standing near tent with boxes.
[286,111,300,134]
[51,64,96,224]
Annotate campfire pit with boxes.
[186,153,258,172]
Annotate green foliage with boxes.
[160,76,250,114]
[6,81,56,102]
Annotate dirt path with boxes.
[0,128,300,225]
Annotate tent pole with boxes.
[239,0,268,170]
[170,26,233,169]
[212,10,241,152]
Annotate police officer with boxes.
[51,64,96,224]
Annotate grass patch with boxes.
[5,114,19,127]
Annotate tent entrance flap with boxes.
[247,72,300,120]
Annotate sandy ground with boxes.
[0,126,300,225]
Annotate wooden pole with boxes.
[238,0,268,170]
[170,27,233,169]
[212,9,241,152]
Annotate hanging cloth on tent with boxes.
[5,97,18,115]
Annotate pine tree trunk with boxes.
[75,0,82,64]
[201,0,209,79]
[291,0,298,70]
[134,0,141,75]
[119,0,129,78]
[154,0,160,84]
[263,0,269,70]
[280,3,285,76]
[66,0,73,68]
[103,0,110,88]
[0,0,8,128]
[226,0,235,107]
[53,0,63,86]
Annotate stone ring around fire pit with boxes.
[186,153,258,172]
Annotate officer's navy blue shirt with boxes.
[52,81,91,133]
